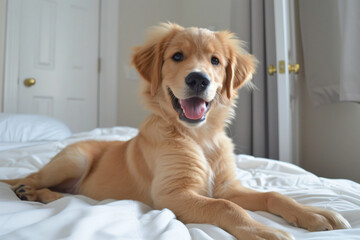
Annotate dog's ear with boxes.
[219,32,256,99]
[131,23,183,96]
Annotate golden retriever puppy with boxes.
[1,23,350,240]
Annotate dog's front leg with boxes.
[220,183,351,232]
[152,188,293,240]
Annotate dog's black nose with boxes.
[185,72,210,94]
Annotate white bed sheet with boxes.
[0,142,48,152]
[0,127,359,240]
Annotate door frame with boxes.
[3,0,119,128]
[273,0,300,164]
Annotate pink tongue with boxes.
[179,98,206,120]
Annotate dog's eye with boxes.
[172,52,184,62]
[211,56,220,66]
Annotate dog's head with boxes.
[132,23,256,128]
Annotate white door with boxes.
[17,0,99,133]
[273,0,299,164]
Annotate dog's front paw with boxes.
[12,184,37,201]
[289,205,351,231]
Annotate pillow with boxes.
[0,113,72,142]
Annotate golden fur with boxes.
[1,23,350,240]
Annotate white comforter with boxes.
[0,127,359,240]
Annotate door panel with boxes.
[66,98,86,132]
[34,96,54,116]
[37,1,56,69]
[18,0,99,133]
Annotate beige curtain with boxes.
[229,0,279,160]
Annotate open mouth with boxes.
[168,88,210,124]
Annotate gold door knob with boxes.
[24,78,36,87]
[268,65,277,75]
[288,63,300,74]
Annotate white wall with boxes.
[178,0,231,29]
[117,0,181,127]
[0,0,7,111]
[300,81,360,183]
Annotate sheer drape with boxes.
[230,0,279,160]
[299,0,360,106]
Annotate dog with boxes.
[1,23,350,240]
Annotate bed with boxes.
[0,114,359,240]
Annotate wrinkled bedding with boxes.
[0,127,359,240]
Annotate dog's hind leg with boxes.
[11,184,63,203]
[1,141,109,203]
